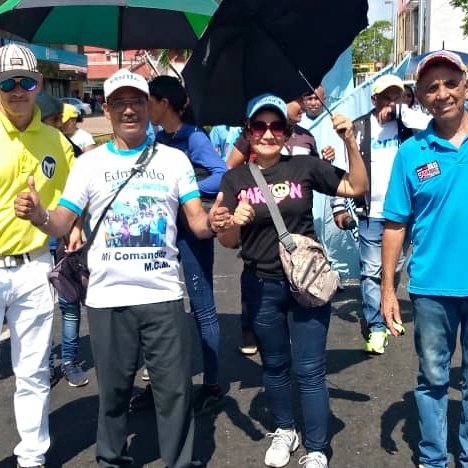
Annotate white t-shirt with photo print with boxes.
[59,139,200,308]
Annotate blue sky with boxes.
[368,0,393,25]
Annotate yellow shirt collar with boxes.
[0,106,42,134]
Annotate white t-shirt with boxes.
[368,115,399,218]
[71,128,95,151]
[59,140,200,308]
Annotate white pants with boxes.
[0,251,54,467]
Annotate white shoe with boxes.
[264,428,299,467]
[141,368,150,381]
[298,451,328,468]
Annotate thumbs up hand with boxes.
[208,192,233,233]
[14,176,47,226]
[233,190,255,226]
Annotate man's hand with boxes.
[208,192,232,233]
[321,145,335,162]
[376,105,395,125]
[14,176,47,226]
[333,212,349,229]
[66,225,84,252]
[233,190,255,226]
[381,288,404,336]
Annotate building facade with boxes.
[396,0,468,61]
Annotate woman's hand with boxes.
[331,113,355,141]
[233,190,255,226]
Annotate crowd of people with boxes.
[1,40,467,468]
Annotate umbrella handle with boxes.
[298,70,333,117]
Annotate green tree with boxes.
[352,20,393,65]
[450,0,468,36]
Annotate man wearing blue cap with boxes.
[381,50,468,468]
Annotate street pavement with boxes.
[0,243,464,468]
[0,120,464,467]
[80,115,113,138]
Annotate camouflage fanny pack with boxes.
[249,163,340,307]
[278,233,340,307]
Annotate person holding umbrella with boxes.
[226,93,335,356]
[216,94,368,468]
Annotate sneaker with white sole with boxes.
[62,362,89,387]
[264,428,299,467]
[364,330,389,355]
[298,451,328,468]
[141,368,150,381]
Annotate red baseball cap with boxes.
[416,50,467,80]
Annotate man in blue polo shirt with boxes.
[381,50,468,468]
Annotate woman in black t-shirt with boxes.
[216,94,367,468]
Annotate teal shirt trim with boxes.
[58,199,82,216]
[106,137,151,156]
[180,190,200,204]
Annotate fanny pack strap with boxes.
[248,162,296,254]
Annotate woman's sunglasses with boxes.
[0,77,38,93]
[249,120,287,138]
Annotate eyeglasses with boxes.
[108,97,147,112]
[249,120,287,138]
[0,77,38,93]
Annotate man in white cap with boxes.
[0,43,74,468]
[14,68,230,468]
[331,74,420,355]
[382,50,468,468]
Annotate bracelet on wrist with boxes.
[32,209,49,228]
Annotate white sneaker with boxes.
[264,428,299,467]
[298,451,328,468]
[141,368,150,381]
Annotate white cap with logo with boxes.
[104,69,149,101]
[0,43,40,81]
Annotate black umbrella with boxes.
[182,0,368,126]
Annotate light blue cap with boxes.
[247,93,287,120]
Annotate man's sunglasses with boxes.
[249,120,287,138]
[0,77,38,93]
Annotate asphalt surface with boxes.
[1,244,464,468]
[0,120,463,467]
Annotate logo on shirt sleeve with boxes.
[416,161,441,182]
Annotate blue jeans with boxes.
[412,295,468,468]
[58,296,82,365]
[359,217,405,333]
[241,270,331,452]
[177,227,219,386]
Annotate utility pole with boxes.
[418,0,425,54]
[384,0,397,63]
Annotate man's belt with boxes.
[0,247,49,269]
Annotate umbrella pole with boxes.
[298,70,333,117]
[118,6,123,69]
